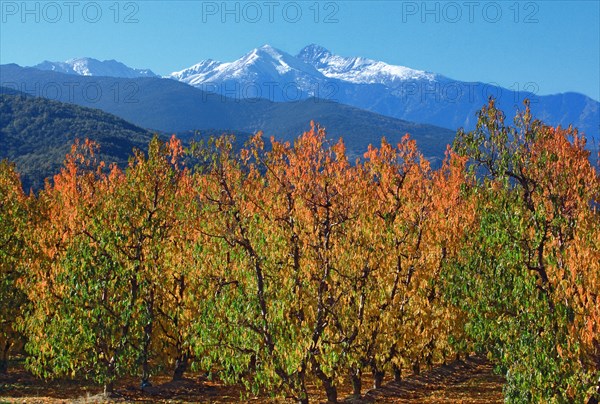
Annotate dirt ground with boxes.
[363,355,505,403]
[0,356,504,403]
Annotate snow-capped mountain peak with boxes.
[253,44,282,57]
[297,45,436,86]
[33,57,158,78]
[167,44,325,91]
[237,44,320,76]
[296,44,333,67]
[165,43,442,101]
[168,59,224,82]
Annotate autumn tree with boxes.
[0,160,28,373]
[19,137,196,394]
[190,133,310,400]
[19,140,136,394]
[113,135,197,384]
[190,127,383,403]
[353,136,435,389]
[343,136,468,397]
[448,99,600,402]
[10,102,597,403]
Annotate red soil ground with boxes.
[0,355,504,403]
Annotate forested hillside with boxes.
[0,65,457,161]
[0,90,154,190]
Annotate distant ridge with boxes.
[0,87,155,190]
[21,45,599,139]
[34,57,158,78]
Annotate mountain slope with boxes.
[0,88,155,190]
[164,44,599,140]
[21,46,598,140]
[0,64,456,162]
[168,45,329,100]
[297,44,436,85]
[34,57,158,78]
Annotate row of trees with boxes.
[0,100,599,402]
[448,101,600,402]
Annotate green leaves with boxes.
[3,101,599,402]
[447,98,600,402]
[0,160,29,373]
[16,136,200,390]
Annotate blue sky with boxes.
[1,0,599,100]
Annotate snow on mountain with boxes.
[297,44,436,86]
[33,58,158,78]
[26,45,596,138]
[168,59,225,84]
[168,43,438,100]
[170,45,321,80]
[167,45,330,100]
[230,45,322,78]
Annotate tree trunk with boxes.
[141,291,154,387]
[412,359,420,375]
[141,329,152,387]
[311,355,337,403]
[103,381,114,397]
[323,381,338,403]
[172,351,189,381]
[350,368,361,396]
[424,340,434,370]
[294,367,309,404]
[0,340,10,374]
[586,375,600,404]
[104,357,116,397]
[393,364,402,382]
[372,369,385,389]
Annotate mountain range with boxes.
[31,44,599,139]
[168,44,436,98]
[3,45,598,189]
[34,58,158,78]
[0,65,455,163]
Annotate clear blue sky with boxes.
[1,0,599,100]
